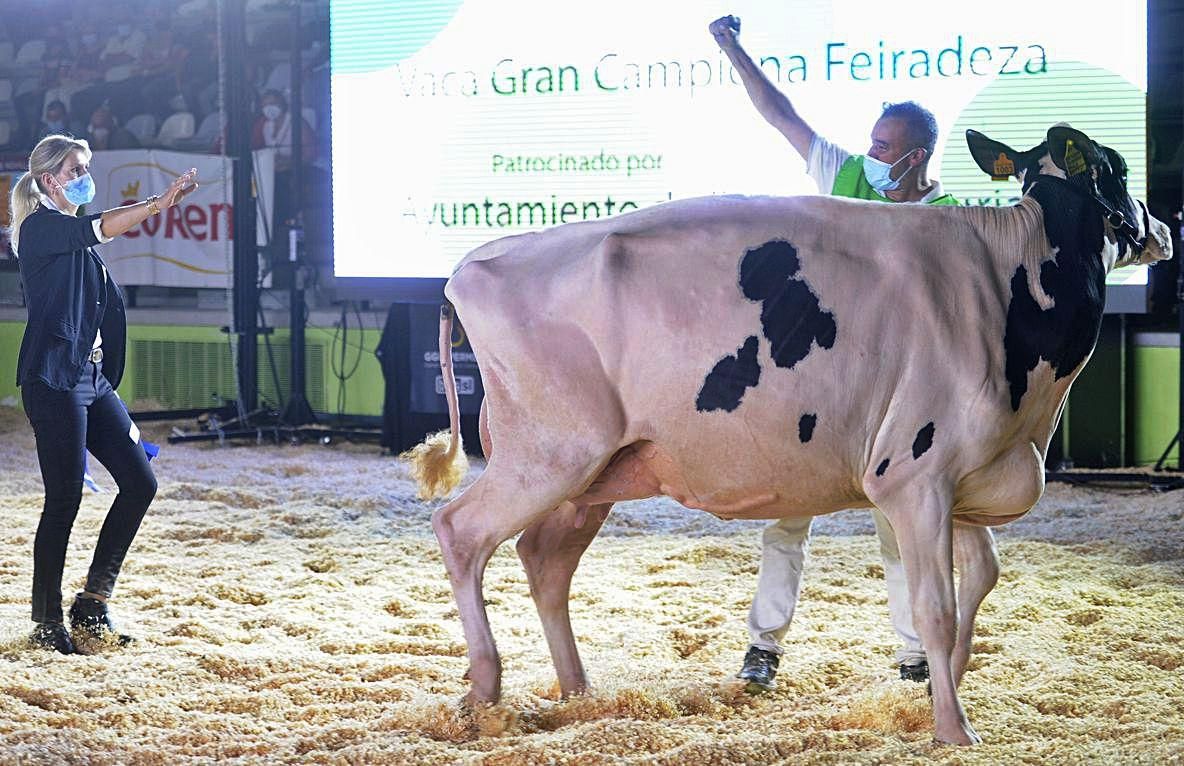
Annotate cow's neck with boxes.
[972,185,1108,413]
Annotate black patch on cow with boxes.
[1097,145,1140,262]
[798,413,817,443]
[875,458,890,476]
[739,240,836,370]
[912,422,935,459]
[1002,181,1107,411]
[695,335,761,412]
[1018,142,1048,194]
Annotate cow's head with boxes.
[966,126,1172,270]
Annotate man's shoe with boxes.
[69,595,135,646]
[899,659,929,683]
[737,646,779,692]
[30,622,77,654]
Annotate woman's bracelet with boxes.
[146,195,161,216]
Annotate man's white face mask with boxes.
[863,148,920,193]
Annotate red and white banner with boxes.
[92,148,275,287]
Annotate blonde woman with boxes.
[8,134,196,654]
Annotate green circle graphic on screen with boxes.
[939,61,1146,208]
[331,0,465,74]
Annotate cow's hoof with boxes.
[557,682,591,700]
[934,721,982,746]
[461,691,497,710]
[736,646,779,693]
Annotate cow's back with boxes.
[447,195,1046,518]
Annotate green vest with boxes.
[831,154,961,206]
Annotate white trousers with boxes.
[746,509,926,665]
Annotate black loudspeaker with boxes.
[376,302,482,455]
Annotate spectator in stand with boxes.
[99,17,147,69]
[70,32,109,87]
[252,89,317,242]
[41,22,73,56]
[35,101,83,142]
[39,38,74,93]
[87,13,149,122]
[11,24,72,148]
[190,27,228,121]
[138,19,177,75]
[83,105,140,151]
[139,20,194,121]
[252,89,316,172]
[64,32,114,125]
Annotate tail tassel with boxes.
[403,430,469,500]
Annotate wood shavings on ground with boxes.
[0,406,1180,764]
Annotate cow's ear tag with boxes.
[991,152,1015,181]
[1064,139,1088,176]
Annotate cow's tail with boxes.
[403,302,470,500]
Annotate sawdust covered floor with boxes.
[0,406,1181,765]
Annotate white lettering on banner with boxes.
[436,375,476,396]
[93,148,276,288]
[424,351,477,363]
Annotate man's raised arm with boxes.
[709,15,815,160]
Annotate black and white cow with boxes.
[409,125,1173,744]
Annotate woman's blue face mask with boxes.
[863,149,920,193]
[61,173,96,206]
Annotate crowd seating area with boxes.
[0,0,332,270]
[0,0,328,158]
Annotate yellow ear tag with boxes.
[991,152,1014,182]
[1064,139,1088,176]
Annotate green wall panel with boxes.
[0,321,386,417]
[3,320,1179,463]
[1132,345,1180,467]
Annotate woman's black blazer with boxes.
[15,205,127,391]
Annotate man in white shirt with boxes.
[100,22,147,69]
[709,14,961,692]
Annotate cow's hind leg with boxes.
[952,523,999,687]
[478,397,492,459]
[516,501,612,698]
[878,486,980,746]
[432,455,612,707]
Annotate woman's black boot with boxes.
[69,595,135,646]
[30,622,77,654]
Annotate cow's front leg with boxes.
[880,487,981,746]
[952,523,999,687]
[516,501,612,698]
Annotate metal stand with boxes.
[279,0,315,427]
[167,0,379,448]
[279,222,316,426]
[162,0,258,441]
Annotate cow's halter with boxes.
[1033,175,1151,256]
[1097,196,1151,257]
